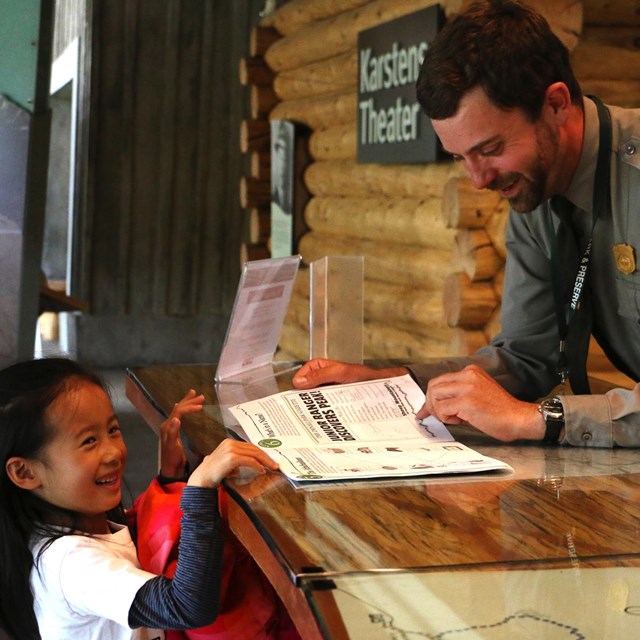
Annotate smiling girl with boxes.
[0,358,278,640]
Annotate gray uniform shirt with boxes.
[409,97,640,447]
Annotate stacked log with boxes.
[294,159,461,358]
[238,25,280,263]
[258,0,639,382]
[440,177,505,351]
[572,10,640,108]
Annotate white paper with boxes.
[229,375,512,483]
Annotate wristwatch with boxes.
[538,396,564,443]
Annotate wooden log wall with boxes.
[249,0,640,385]
[239,24,279,263]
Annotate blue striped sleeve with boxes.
[128,485,224,630]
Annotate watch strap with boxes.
[538,396,564,443]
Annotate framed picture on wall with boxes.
[271,119,294,257]
[270,119,310,258]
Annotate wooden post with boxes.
[240,176,271,208]
[572,26,640,81]
[484,307,502,342]
[582,0,640,26]
[247,208,271,244]
[365,280,450,335]
[250,26,280,56]
[250,85,279,118]
[365,321,453,359]
[240,119,270,153]
[265,0,466,71]
[484,201,509,259]
[250,151,271,181]
[239,56,275,86]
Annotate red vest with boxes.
[131,478,299,640]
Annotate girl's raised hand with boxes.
[159,389,205,479]
[187,439,279,489]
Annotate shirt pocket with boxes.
[615,276,640,320]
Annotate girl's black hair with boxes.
[0,357,108,640]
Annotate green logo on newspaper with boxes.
[258,438,282,448]
[297,474,323,480]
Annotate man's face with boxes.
[431,86,561,213]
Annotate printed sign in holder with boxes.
[215,255,301,385]
[214,255,300,436]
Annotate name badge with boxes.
[613,243,636,275]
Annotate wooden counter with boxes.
[126,363,640,639]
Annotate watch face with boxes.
[541,398,564,421]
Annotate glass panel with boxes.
[304,559,640,639]
[215,255,301,381]
[310,255,364,364]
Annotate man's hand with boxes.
[292,358,409,389]
[418,365,545,441]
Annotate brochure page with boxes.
[229,375,513,483]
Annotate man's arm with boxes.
[560,386,640,447]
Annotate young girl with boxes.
[0,357,279,640]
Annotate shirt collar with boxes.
[563,96,598,213]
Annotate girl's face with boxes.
[31,380,128,534]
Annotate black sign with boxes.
[357,5,444,164]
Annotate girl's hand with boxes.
[187,439,279,489]
[159,389,205,479]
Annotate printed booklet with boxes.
[228,374,513,484]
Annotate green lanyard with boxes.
[550,96,612,388]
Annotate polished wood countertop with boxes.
[126,362,640,583]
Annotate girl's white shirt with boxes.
[31,522,164,640]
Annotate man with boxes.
[293,0,640,447]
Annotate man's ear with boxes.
[545,82,572,122]
[5,457,42,490]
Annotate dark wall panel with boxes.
[74,0,265,366]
